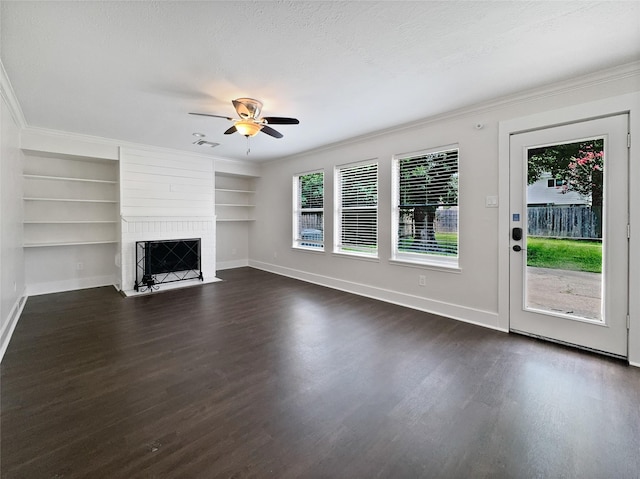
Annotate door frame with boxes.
[497,92,640,365]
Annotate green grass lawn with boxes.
[526,237,602,273]
[397,234,599,272]
[398,232,458,256]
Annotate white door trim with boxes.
[498,92,640,365]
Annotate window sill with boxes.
[388,257,461,273]
[292,246,325,254]
[332,251,380,263]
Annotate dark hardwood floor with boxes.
[1,267,639,478]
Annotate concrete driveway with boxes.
[526,267,602,320]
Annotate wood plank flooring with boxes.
[2,267,639,478]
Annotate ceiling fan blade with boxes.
[260,125,283,139]
[224,126,237,135]
[189,112,234,121]
[262,117,299,125]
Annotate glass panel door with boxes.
[509,115,628,357]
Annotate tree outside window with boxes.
[394,147,459,266]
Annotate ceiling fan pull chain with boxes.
[246,136,251,156]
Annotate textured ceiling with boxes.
[1,1,639,162]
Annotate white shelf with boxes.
[217,219,256,222]
[24,240,118,248]
[24,220,118,224]
[24,174,117,184]
[24,197,118,203]
[215,188,255,194]
[215,174,255,223]
[217,203,256,207]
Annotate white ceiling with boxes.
[1,1,639,162]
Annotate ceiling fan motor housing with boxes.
[233,98,263,119]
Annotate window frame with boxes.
[292,170,325,251]
[391,144,460,269]
[333,159,379,258]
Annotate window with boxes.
[392,145,459,267]
[334,161,378,257]
[547,178,565,188]
[293,171,324,250]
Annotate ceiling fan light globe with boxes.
[235,120,262,137]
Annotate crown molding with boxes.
[270,60,640,164]
[21,125,259,176]
[21,125,245,164]
[0,60,27,128]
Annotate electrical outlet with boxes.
[76,262,84,271]
[13,282,17,292]
[419,275,426,286]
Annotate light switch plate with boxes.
[485,196,498,208]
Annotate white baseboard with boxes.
[629,360,640,368]
[248,260,504,332]
[216,259,249,271]
[26,275,117,296]
[0,289,28,363]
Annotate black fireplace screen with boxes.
[135,238,203,292]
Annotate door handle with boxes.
[512,245,522,252]
[512,227,523,241]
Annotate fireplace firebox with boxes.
[135,238,203,292]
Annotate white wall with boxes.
[0,87,26,360]
[250,66,640,348]
[120,147,215,218]
[24,243,118,296]
[252,111,502,328]
[216,221,250,270]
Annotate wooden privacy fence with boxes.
[302,207,598,239]
[299,212,323,231]
[528,206,600,239]
[398,208,458,236]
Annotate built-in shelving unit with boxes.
[214,172,257,271]
[23,155,119,248]
[215,176,256,222]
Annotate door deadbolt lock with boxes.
[512,227,523,241]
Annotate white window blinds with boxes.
[335,162,378,256]
[395,147,458,264]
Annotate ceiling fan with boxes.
[189,98,299,138]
